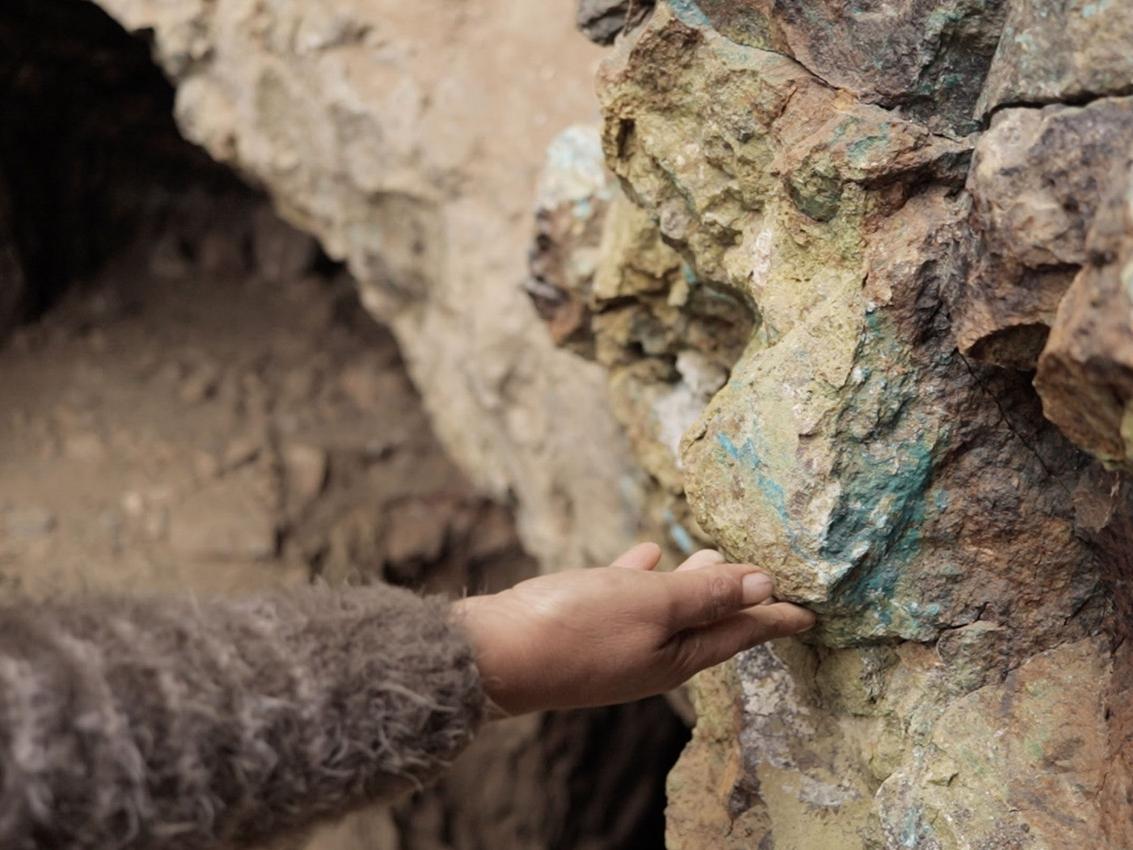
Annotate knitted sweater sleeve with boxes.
[0,584,485,850]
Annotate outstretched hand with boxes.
[453,543,816,715]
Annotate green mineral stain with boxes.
[787,154,843,222]
[1082,0,1113,19]
[666,0,712,29]
[824,312,949,633]
[822,440,934,569]
[716,432,790,528]
[847,132,891,167]
[901,807,934,849]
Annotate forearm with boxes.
[0,584,484,850]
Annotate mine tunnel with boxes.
[0,1,688,848]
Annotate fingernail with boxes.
[742,572,774,605]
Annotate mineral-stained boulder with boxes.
[90,0,645,571]
[593,6,1103,647]
[525,2,1133,846]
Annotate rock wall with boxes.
[529,2,1133,847]
[87,0,650,572]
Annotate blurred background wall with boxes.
[0,2,689,848]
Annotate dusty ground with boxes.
[0,195,533,599]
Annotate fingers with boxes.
[676,602,817,673]
[664,563,776,629]
[610,542,663,571]
[675,549,726,571]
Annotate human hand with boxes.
[453,543,816,715]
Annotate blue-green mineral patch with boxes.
[825,313,950,638]
[714,307,950,640]
[667,0,713,31]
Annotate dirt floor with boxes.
[0,194,533,600]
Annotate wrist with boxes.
[452,595,522,718]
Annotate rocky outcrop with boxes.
[959,98,1133,368]
[1036,150,1133,469]
[977,0,1133,116]
[88,0,645,572]
[530,1,1133,847]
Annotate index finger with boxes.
[663,563,775,629]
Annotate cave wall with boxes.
[85,0,649,573]
[528,2,1133,848]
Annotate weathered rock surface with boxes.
[526,1,1133,847]
[959,97,1133,368]
[662,0,1007,135]
[592,7,1100,650]
[1036,149,1133,468]
[90,0,645,572]
[978,0,1133,117]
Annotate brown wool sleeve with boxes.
[0,584,485,850]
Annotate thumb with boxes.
[610,542,663,571]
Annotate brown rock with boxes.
[281,442,327,517]
[672,0,1008,134]
[959,98,1133,368]
[978,0,1133,117]
[1036,148,1133,467]
[383,500,451,566]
